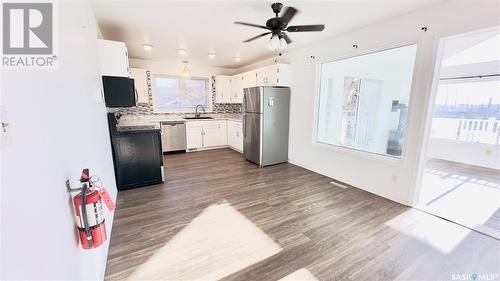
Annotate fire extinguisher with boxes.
[72,169,115,249]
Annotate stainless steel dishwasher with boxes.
[161,121,186,152]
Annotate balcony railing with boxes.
[430,117,500,145]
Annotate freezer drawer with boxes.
[161,122,186,152]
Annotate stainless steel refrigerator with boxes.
[243,86,290,167]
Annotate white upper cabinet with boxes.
[256,64,291,86]
[97,39,130,77]
[130,68,149,104]
[230,74,243,104]
[214,64,290,104]
[215,75,232,103]
[256,66,274,86]
[243,70,257,89]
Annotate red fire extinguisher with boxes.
[73,169,115,249]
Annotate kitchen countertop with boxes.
[116,113,242,128]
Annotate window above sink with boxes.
[152,74,212,113]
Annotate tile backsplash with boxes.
[111,71,241,117]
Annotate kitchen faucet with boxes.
[195,105,205,118]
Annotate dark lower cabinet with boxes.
[111,131,163,190]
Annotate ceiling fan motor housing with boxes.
[271,2,283,15]
[266,18,286,33]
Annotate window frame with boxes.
[312,42,419,163]
[151,73,212,113]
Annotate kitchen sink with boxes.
[184,116,214,120]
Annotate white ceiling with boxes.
[90,0,442,69]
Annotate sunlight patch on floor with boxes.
[278,268,319,281]
[385,209,472,254]
[126,202,282,280]
[419,165,500,239]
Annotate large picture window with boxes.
[152,74,211,113]
[316,44,417,157]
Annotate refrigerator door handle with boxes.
[242,93,247,113]
[242,114,246,137]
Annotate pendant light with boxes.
[181,59,190,80]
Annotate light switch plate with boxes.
[0,105,11,149]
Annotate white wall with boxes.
[427,139,500,169]
[237,0,500,205]
[1,1,116,280]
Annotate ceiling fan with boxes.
[234,2,325,50]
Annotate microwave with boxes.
[102,76,136,107]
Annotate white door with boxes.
[227,121,243,152]
[97,39,130,77]
[275,64,291,86]
[256,67,269,86]
[203,121,227,147]
[244,71,257,88]
[215,76,232,103]
[227,121,237,148]
[186,124,203,149]
[234,122,243,151]
[230,75,241,103]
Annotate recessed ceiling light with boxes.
[208,52,216,59]
[176,48,187,55]
[142,44,153,51]
[234,57,241,62]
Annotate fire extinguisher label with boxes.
[75,201,105,228]
[98,188,116,212]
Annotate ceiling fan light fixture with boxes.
[176,48,188,56]
[268,35,286,51]
[142,44,153,51]
[234,57,241,62]
[279,37,288,49]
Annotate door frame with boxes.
[410,25,500,206]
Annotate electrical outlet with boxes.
[392,175,398,183]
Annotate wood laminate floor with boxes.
[105,149,500,281]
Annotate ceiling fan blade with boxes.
[280,7,298,27]
[281,33,292,44]
[287,25,325,32]
[234,21,269,30]
[243,32,272,43]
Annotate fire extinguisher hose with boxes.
[81,183,94,248]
